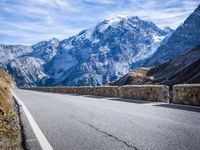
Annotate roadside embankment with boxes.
[0,69,23,150]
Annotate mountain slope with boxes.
[144,4,200,66]
[5,38,59,86]
[0,44,33,66]
[110,45,200,87]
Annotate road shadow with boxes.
[155,104,200,113]
[82,95,154,104]
[58,93,155,104]
[60,93,82,96]
[83,95,111,99]
[60,94,112,99]
[107,98,153,104]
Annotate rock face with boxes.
[143,4,200,66]
[1,16,172,86]
[5,38,59,86]
[0,44,33,66]
[111,46,200,88]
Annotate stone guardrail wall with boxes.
[173,84,200,106]
[20,85,169,103]
[120,85,169,103]
[20,84,200,106]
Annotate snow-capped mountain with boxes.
[44,16,172,86]
[1,16,172,86]
[144,4,200,66]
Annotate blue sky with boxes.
[0,0,199,45]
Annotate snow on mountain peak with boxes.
[97,16,140,32]
[50,38,59,46]
[107,15,128,25]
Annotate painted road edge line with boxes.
[11,90,54,150]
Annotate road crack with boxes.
[69,115,139,150]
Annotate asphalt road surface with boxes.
[14,89,200,150]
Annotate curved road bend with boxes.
[14,89,200,150]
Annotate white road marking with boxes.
[12,90,54,150]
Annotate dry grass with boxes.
[0,68,14,113]
[0,69,22,149]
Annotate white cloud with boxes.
[105,0,199,29]
[84,0,116,4]
[0,0,199,44]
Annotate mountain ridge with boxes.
[143,4,200,66]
